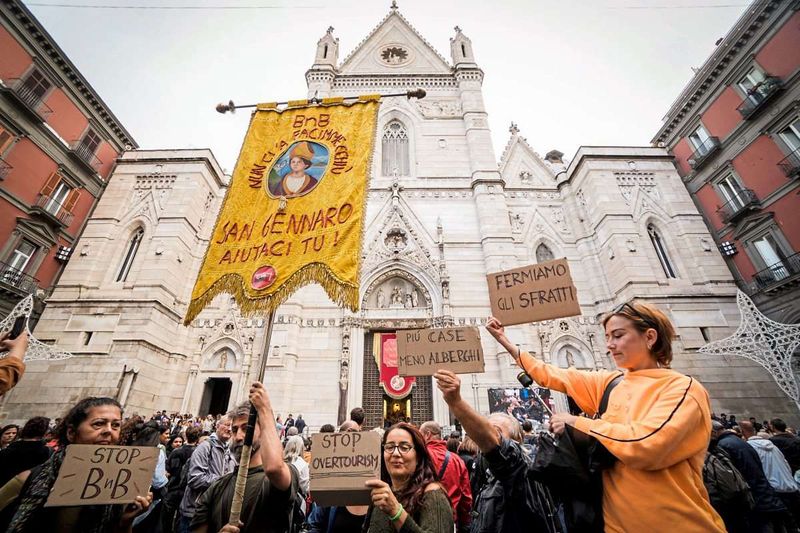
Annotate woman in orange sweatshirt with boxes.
[486,301,726,533]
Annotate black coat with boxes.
[294,418,306,434]
[770,433,800,473]
[716,432,786,513]
[0,439,51,487]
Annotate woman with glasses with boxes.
[486,301,726,532]
[364,422,453,532]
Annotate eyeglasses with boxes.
[383,443,414,455]
[610,302,658,330]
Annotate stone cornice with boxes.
[1,0,137,149]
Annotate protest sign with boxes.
[309,431,381,507]
[45,445,159,507]
[396,326,484,376]
[487,258,580,326]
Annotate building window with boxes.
[382,121,409,176]
[44,181,72,216]
[778,118,800,152]
[116,228,144,282]
[78,128,101,155]
[21,69,52,104]
[737,67,767,101]
[647,223,677,278]
[0,126,13,154]
[688,125,713,156]
[535,243,554,263]
[2,240,37,285]
[716,174,747,211]
[751,233,789,280]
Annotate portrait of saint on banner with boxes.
[266,141,329,200]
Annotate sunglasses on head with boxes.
[610,302,658,330]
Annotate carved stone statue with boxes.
[411,289,419,308]
[219,351,228,370]
[566,351,575,368]
[391,286,404,305]
[377,289,387,309]
[404,293,412,309]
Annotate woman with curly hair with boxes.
[0,396,151,532]
[364,422,453,533]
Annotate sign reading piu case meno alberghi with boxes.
[396,326,485,376]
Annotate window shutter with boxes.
[64,188,81,212]
[0,128,13,153]
[40,172,61,197]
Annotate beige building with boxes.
[3,6,796,426]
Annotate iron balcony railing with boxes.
[737,76,783,119]
[0,157,11,180]
[32,193,74,226]
[716,189,759,224]
[751,251,800,293]
[6,78,53,119]
[70,141,101,171]
[778,148,800,179]
[689,137,721,170]
[0,260,39,295]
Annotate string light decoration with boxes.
[699,290,800,410]
[0,295,73,361]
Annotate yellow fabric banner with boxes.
[184,96,380,324]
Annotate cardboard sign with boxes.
[396,326,484,376]
[46,445,159,507]
[309,431,381,506]
[487,258,580,326]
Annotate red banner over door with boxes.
[374,333,415,399]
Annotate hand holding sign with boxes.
[310,431,381,506]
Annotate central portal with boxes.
[363,331,433,428]
[199,377,232,417]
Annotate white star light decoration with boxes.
[699,291,800,409]
[0,295,73,361]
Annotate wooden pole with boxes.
[228,309,276,526]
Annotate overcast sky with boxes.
[27,0,750,172]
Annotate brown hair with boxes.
[602,300,676,368]
[381,423,441,517]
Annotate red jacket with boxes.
[426,439,472,528]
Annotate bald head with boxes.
[420,421,441,443]
[339,420,359,432]
[740,420,755,438]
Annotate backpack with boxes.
[703,447,755,511]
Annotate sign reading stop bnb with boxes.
[46,445,159,507]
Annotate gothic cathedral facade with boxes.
[3,7,796,426]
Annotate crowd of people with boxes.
[1,301,800,532]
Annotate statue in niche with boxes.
[391,286,404,306]
[404,293,412,309]
[377,289,387,309]
[385,228,407,252]
[510,213,523,233]
[411,289,419,308]
[342,332,350,350]
[566,351,575,368]
[219,351,229,370]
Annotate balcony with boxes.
[751,252,800,294]
[688,137,721,170]
[0,261,39,296]
[716,189,759,224]
[778,148,800,179]
[69,140,102,172]
[30,193,74,227]
[5,78,53,120]
[0,157,11,180]
[737,77,783,120]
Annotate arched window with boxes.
[647,223,676,278]
[382,121,409,176]
[116,228,144,282]
[535,243,555,263]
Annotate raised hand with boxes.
[434,370,462,405]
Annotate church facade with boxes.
[3,7,797,426]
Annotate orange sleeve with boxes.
[518,351,616,416]
[572,378,709,471]
[0,357,25,396]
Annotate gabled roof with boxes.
[338,6,452,75]
[498,124,555,178]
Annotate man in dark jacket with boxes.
[161,426,201,533]
[421,420,472,532]
[434,370,558,533]
[294,414,306,435]
[770,418,800,474]
[0,416,51,487]
[714,425,791,533]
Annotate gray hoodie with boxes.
[179,433,236,517]
[747,436,799,493]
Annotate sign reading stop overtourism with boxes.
[396,326,484,376]
[309,431,381,507]
[45,445,159,507]
[487,258,581,326]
